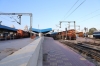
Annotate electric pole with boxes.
[0,21,2,25]
[84,27,87,38]
[74,21,76,31]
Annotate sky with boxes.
[0,0,100,32]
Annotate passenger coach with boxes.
[93,31,100,38]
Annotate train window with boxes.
[98,32,100,34]
[93,32,100,35]
[96,32,98,34]
[93,32,97,34]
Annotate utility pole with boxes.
[65,28,67,40]
[0,13,33,37]
[0,21,2,25]
[84,27,87,38]
[84,27,87,42]
[74,21,76,31]
[18,15,22,24]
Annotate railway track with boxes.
[83,42,100,46]
[60,41,100,62]
[89,38,100,41]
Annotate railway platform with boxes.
[0,37,96,66]
[0,37,38,61]
[43,37,95,66]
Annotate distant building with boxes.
[24,25,28,31]
[11,25,15,28]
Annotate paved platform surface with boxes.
[0,38,37,61]
[43,37,95,66]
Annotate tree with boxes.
[88,28,97,35]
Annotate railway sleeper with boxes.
[82,51,87,54]
[87,54,92,57]
[94,57,100,62]
[83,51,100,62]
[65,43,100,62]
[67,43,100,62]
[91,55,100,62]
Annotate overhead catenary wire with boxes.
[77,9,100,20]
[0,11,11,21]
[62,0,79,20]
[0,11,13,18]
[0,15,18,23]
[0,11,19,22]
[0,16,11,21]
[64,0,86,20]
[81,14,100,22]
